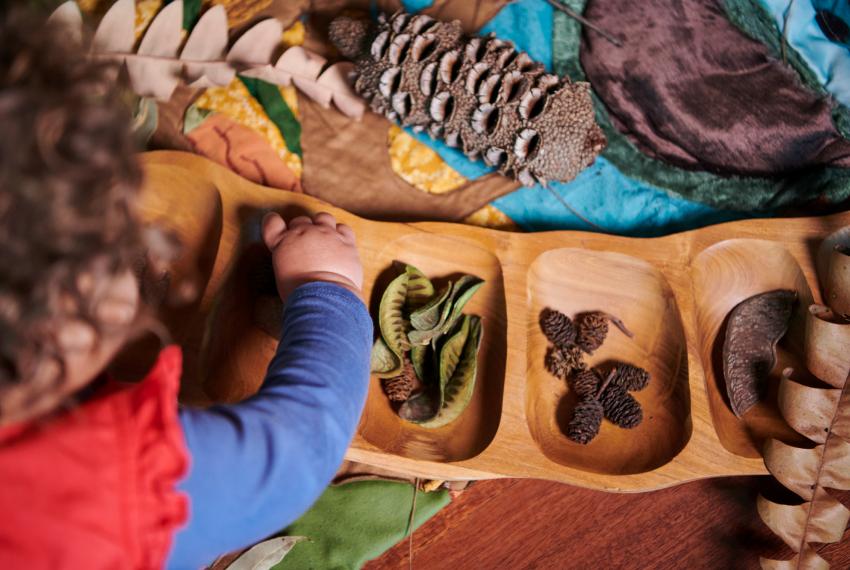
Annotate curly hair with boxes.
[0,6,149,424]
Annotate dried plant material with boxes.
[756,255,850,568]
[571,368,601,399]
[576,311,633,354]
[382,359,421,402]
[722,289,797,418]
[225,536,306,570]
[50,1,366,117]
[328,10,605,187]
[372,264,484,428]
[612,363,650,392]
[539,307,576,349]
[824,245,850,318]
[566,397,603,445]
[600,384,643,429]
[417,316,482,429]
[544,345,585,380]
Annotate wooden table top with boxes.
[367,477,850,569]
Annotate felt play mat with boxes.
[70,0,850,566]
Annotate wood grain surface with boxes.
[139,151,850,492]
[367,478,850,569]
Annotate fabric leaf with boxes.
[47,1,83,44]
[50,1,366,117]
[126,0,183,100]
[226,536,306,570]
[240,78,302,157]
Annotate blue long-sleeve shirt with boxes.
[167,282,372,568]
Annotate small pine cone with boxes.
[545,345,586,380]
[539,308,577,349]
[382,360,419,402]
[566,398,603,444]
[571,368,601,398]
[577,312,609,354]
[600,384,643,429]
[613,363,651,392]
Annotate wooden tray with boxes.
[138,151,850,492]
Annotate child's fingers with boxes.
[336,223,355,243]
[288,215,313,229]
[261,212,287,250]
[313,212,337,228]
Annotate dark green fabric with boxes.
[722,0,850,139]
[274,481,451,570]
[559,0,850,211]
[240,76,304,158]
[182,0,201,30]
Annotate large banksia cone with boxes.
[613,363,650,391]
[545,345,585,379]
[566,397,603,444]
[539,307,577,348]
[600,384,643,429]
[329,11,606,187]
[382,359,420,402]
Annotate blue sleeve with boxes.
[167,282,373,569]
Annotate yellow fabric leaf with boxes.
[282,19,305,47]
[135,0,163,38]
[211,0,272,27]
[195,79,302,177]
[464,205,520,232]
[387,125,467,195]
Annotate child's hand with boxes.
[262,211,363,301]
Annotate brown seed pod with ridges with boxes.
[600,384,643,429]
[566,397,603,444]
[328,10,606,187]
[381,358,420,402]
[612,363,650,391]
[571,368,601,398]
[539,307,577,349]
[545,345,585,380]
[576,311,634,354]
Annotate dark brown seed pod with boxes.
[571,368,601,398]
[613,363,650,392]
[566,397,603,444]
[539,307,577,348]
[545,345,585,379]
[382,358,420,402]
[600,384,643,429]
[576,311,633,354]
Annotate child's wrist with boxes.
[280,272,362,301]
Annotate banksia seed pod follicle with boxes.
[329,11,606,187]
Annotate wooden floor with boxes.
[367,477,850,570]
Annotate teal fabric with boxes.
[760,0,850,107]
[401,0,747,234]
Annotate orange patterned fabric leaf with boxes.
[187,113,301,192]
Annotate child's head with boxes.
[0,7,151,425]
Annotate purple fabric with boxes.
[580,0,850,176]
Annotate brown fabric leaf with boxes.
[804,305,850,388]
[422,0,514,34]
[298,96,520,221]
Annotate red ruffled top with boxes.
[0,346,189,569]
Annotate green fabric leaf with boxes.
[183,0,201,31]
[227,536,306,570]
[275,481,450,570]
[240,76,303,157]
[555,2,850,211]
[183,103,213,135]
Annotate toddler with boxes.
[0,6,372,568]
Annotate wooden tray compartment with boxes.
[138,151,850,492]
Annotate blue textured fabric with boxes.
[402,0,745,234]
[168,282,372,569]
[402,0,434,11]
[760,0,850,107]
